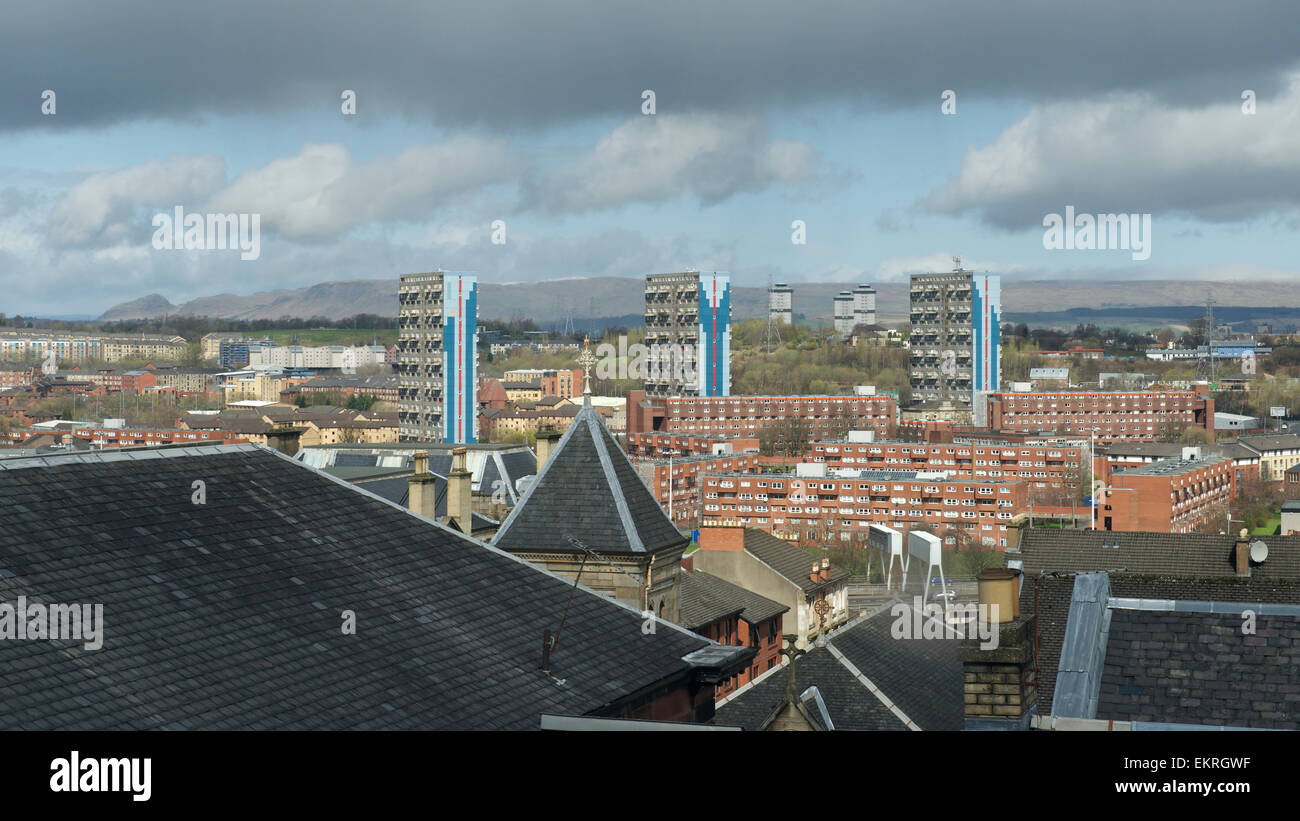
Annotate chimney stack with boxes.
[264,424,303,457]
[1235,531,1251,576]
[819,557,831,581]
[407,450,439,522]
[446,446,473,536]
[959,568,1036,730]
[810,562,820,584]
[535,427,562,471]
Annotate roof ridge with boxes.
[588,412,642,552]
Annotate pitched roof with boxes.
[492,402,686,555]
[1014,529,1300,581]
[1236,433,1300,452]
[1098,608,1300,729]
[714,602,962,730]
[742,529,850,593]
[0,444,730,730]
[1024,570,1300,720]
[677,570,788,630]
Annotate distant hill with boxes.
[97,277,1300,328]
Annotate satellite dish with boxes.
[1249,540,1269,564]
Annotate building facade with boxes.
[643,271,731,397]
[700,469,1028,548]
[984,389,1214,443]
[768,282,793,325]
[626,390,898,440]
[908,265,1001,408]
[852,283,877,328]
[398,271,478,443]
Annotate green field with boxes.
[263,328,397,347]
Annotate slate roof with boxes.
[0,444,732,730]
[714,649,903,731]
[1014,529,1300,580]
[1098,608,1300,729]
[713,602,964,731]
[492,401,686,555]
[742,529,850,594]
[1236,433,1300,453]
[1025,570,1300,720]
[677,570,788,630]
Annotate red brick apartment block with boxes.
[701,471,1028,549]
[984,389,1213,443]
[627,390,897,439]
[633,452,761,530]
[626,431,760,457]
[803,439,1084,490]
[1099,450,1236,533]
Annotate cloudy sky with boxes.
[3,0,1300,315]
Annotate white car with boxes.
[933,590,957,601]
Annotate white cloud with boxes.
[527,113,819,213]
[47,154,226,246]
[924,75,1300,229]
[207,138,523,241]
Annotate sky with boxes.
[3,0,1300,315]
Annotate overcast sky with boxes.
[3,0,1300,315]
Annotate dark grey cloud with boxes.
[3,1,1299,132]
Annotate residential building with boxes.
[983,388,1214,443]
[248,344,388,370]
[908,264,1000,409]
[290,374,399,404]
[833,291,854,338]
[0,330,187,364]
[701,468,1027,548]
[626,431,761,458]
[0,444,751,728]
[803,437,1084,491]
[1097,448,1236,533]
[643,270,731,397]
[633,451,762,530]
[768,282,793,325]
[692,523,851,649]
[676,569,788,699]
[626,390,897,440]
[398,270,478,443]
[503,368,583,399]
[1236,433,1300,481]
[852,283,876,328]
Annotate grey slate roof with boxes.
[1236,433,1300,453]
[742,529,851,594]
[714,650,904,731]
[0,444,724,730]
[492,402,686,555]
[677,570,788,630]
[713,602,963,731]
[1014,529,1300,581]
[1098,608,1300,729]
[1024,570,1300,720]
